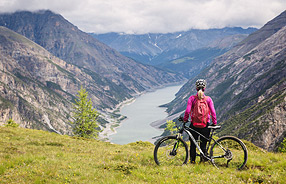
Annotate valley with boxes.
[0,9,285,151]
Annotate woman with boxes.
[183,79,217,163]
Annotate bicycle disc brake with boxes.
[224,149,233,160]
[225,149,233,167]
[165,149,176,159]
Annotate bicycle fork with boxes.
[170,134,182,156]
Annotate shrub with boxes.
[278,138,286,153]
[5,118,19,128]
[165,120,178,135]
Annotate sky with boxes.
[0,0,285,34]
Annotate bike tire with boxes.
[210,136,248,170]
[154,135,189,166]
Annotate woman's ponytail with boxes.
[198,89,204,100]
[195,79,206,100]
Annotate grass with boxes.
[0,127,285,184]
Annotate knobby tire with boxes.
[210,136,248,170]
[154,135,189,166]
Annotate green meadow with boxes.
[0,126,285,184]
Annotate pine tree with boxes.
[71,87,100,138]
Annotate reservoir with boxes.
[110,84,184,144]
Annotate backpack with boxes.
[191,95,210,128]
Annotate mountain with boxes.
[0,10,184,134]
[0,10,184,109]
[91,27,257,66]
[0,26,85,134]
[165,10,286,151]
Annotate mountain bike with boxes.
[153,117,248,170]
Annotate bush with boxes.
[278,138,286,153]
[165,120,178,135]
[5,118,19,128]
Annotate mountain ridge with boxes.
[165,10,286,151]
[91,27,257,65]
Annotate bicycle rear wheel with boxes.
[210,136,248,170]
[154,135,189,166]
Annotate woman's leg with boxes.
[199,127,211,161]
[190,125,199,163]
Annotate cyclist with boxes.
[183,79,217,163]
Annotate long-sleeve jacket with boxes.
[183,93,217,125]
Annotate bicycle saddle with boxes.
[208,125,221,129]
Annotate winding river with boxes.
[110,84,184,144]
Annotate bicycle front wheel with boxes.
[154,135,189,166]
[210,136,248,170]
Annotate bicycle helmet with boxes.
[195,79,206,89]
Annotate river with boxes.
[110,84,184,144]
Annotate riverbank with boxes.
[99,82,186,143]
[108,83,185,144]
[98,97,136,141]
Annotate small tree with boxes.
[71,87,100,138]
[5,118,19,128]
[278,138,286,153]
[165,120,178,135]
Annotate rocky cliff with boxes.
[166,10,286,151]
[0,26,76,134]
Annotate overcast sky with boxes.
[0,0,285,34]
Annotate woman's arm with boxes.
[207,97,217,125]
[183,96,194,122]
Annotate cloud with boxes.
[0,0,285,34]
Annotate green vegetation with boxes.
[218,87,286,140]
[4,119,19,128]
[278,138,286,153]
[70,87,100,139]
[0,126,285,183]
[165,120,178,135]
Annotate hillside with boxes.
[165,10,286,151]
[159,47,228,79]
[0,10,184,109]
[0,26,123,134]
[0,10,185,135]
[0,126,285,183]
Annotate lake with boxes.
[110,84,184,144]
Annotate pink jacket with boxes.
[183,93,217,125]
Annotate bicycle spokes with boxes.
[210,136,247,170]
[154,136,189,166]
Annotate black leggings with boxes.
[189,124,210,162]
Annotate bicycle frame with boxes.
[177,122,226,162]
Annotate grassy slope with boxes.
[0,127,285,184]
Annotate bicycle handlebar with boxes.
[177,116,220,129]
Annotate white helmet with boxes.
[195,79,206,89]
